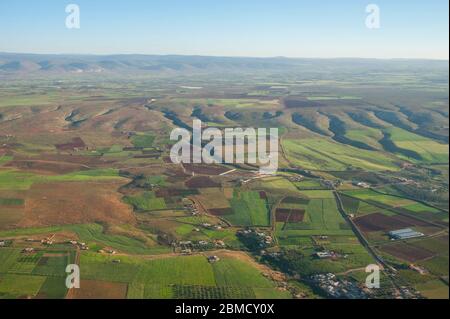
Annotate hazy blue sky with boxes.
[0,0,448,59]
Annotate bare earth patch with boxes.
[19,181,135,227]
[378,242,435,262]
[68,280,128,299]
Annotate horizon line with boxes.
[0,50,448,62]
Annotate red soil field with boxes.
[18,181,135,227]
[68,280,128,299]
[208,208,233,216]
[281,197,310,205]
[55,137,86,151]
[275,210,290,222]
[354,213,411,232]
[393,215,430,227]
[355,212,438,233]
[378,243,435,262]
[6,159,89,174]
[275,208,305,223]
[163,156,173,163]
[392,215,442,235]
[12,153,116,167]
[183,164,229,176]
[133,154,160,159]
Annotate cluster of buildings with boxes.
[22,247,35,254]
[98,248,117,255]
[287,175,304,182]
[310,273,367,299]
[395,176,415,184]
[237,229,273,249]
[41,234,56,246]
[177,239,226,254]
[183,200,199,216]
[200,223,223,231]
[400,162,415,170]
[409,264,428,275]
[321,179,341,189]
[396,285,422,299]
[314,251,337,259]
[68,240,90,250]
[19,236,58,252]
[121,131,137,139]
[352,181,371,188]
[313,247,348,260]
[207,255,220,263]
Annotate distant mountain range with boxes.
[0,52,448,76]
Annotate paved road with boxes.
[333,190,394,272]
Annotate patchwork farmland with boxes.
[0,55,448,299]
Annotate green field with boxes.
[271,242,375,277]
[226,190,270,226]
[293,179,326,190]
[0,169,123,190]
[0,274,47,299]
[277,192,354,240]
[123,191,167,211]
[78,252,289,299]
[0,170,36,190]
[0,223,170,255]
[345,127,383,150]
[386,127,449,163]
[172,98,280,110]
[132,133,156,148]
[0,156,12,165]
[283,138,399,171]
[252,177,299,194]
[0,198,24,206]
[342,189,443,220]
[415,280,449,299]
[343,189,415,206]
[0,247,75,299]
